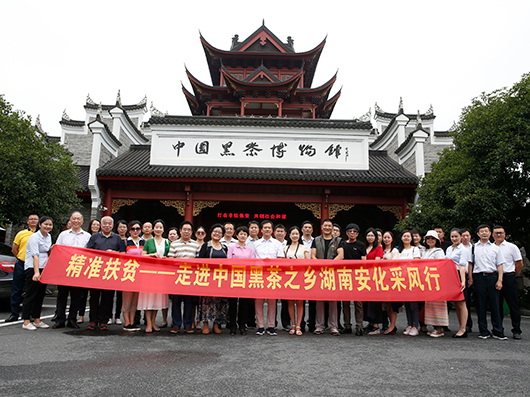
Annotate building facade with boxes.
[60,24,451,233]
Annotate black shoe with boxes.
[240,328,247,335]
[443,326,451,332]
[67,320,80,329]
[51,314,58,322]
[230,328,236,335]
[52,322,65,329]
[355,327,364,336]
[342,327,352,334]
[513,333,522,340]
[452,331,468,338]
[5,314,18,322]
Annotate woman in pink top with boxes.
[226,226,254,335]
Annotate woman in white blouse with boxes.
[284,226,310,336]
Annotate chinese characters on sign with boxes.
[168,138,356,163]
[217,213,287,220]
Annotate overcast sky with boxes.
[2,0,529,137]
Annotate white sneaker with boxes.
[22,323,37,331]
[403,325,412,335]
[115,318,122,325]
[33,321,49,329]
[408,327,419,336]
[107,319,113,325]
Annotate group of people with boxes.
[6,211,524,340]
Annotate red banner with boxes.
[41,245,464,301]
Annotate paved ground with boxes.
[1,296,529,396]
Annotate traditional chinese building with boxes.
[60,24,450,233]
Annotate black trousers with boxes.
[474,273,503,336]
[89,288,114,324]
[464,274,474,330]
[55,285,81,324]
[228,297,250,331]
[22,269,47,320]
[499,273,521,335]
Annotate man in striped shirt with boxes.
[167,221,200,334]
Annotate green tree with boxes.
[399,73,530,248]
[0,95,81,230]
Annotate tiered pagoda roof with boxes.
[183,23,340,119]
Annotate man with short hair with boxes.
[167,221,200,334]
[53,211,91,329]
[273,224,287,248]
[253,220,284,336]
[273,223,289,330]
[434,226,451,252]
[493,225,523,339]
[245,220,261,329]
[301,221,314,250]
[311,219,343,336]
[5,214,39,322]
[85,216,126,331]
[221,222,237,246]
[141,222,153,241]
[337,223,366,335]
[468,224,506,340]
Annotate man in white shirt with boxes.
[221,222,237,247]
[468,224,506,340]
[53,211,91,329]
[493,225,523,339]
[253,220,284,336]
[273,224,289,331]
[301,220,314,250]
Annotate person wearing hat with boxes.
[335,222,367,336]
[422,230,448,337]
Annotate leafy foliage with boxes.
[0,95,81,228]
[399,73,530,247]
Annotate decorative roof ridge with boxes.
[298,70,337,92]
[229,24,295,53]
[114,103,149,143]
[222,65,303,90]
[60,119,85,127]
[395,127,429,155]
[87,114,122,147]
[148,115,372,130]
[186,68,227,91]
[242,63,281,83]
[200,31,326,58]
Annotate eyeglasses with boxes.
[196,231,205,235]
[347,230,359,233]
[130,227,141,231]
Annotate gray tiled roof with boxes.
[147,115,372,130]
[59,119,85,127]
[78,165,90,191]
[97,145,417,185]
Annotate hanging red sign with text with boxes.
[41,245,464,301]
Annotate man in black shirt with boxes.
[85,216,126,331]
[337,223,366,335]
